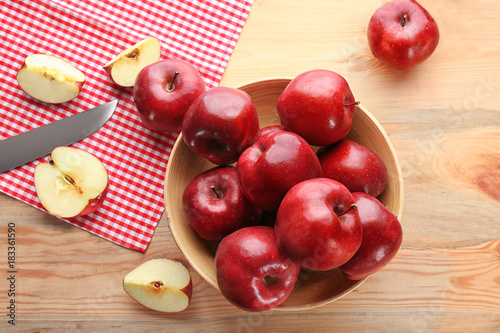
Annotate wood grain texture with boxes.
[2,0,500,331]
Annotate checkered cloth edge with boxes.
[0,0,253,251]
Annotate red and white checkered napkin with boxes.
[0,0,253,251]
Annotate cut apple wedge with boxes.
[103,37,161,87]
[17,54,86,104]
[34,147,109,218]
[123,259,192,313]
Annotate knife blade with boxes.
[0,100,118,174]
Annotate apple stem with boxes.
[399,14,409,27]
[345,101,360,107]
[338,203,357,217]
[210,185,223,199]
[167,71,180,92]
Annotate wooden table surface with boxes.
[2,0,500,331]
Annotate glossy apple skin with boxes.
[215,226,300,312]
[276,70,356,146]
[275,178,363,271]
[182,166,263,241]
[133,59,206,132]
[236,130,322,212]
[182,86,260,165]
[367,0,439,70]
[340,192,403,280]
[317,138,388,197]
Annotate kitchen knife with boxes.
[0,100,118,174]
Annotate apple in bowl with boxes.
[34,146,108,218]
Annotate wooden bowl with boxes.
[165,77,404,311]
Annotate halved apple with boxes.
[123,259,192,313]
[34,146,109,218]
[103,37,161,87]
[17,54,86,104]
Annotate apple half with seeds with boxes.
[123,259,192,313]
[103,37,161,87]
[17,54,86,104]
[34,146,109,218]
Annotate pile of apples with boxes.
[178,68,403,312]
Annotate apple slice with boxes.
[123,259,192,313]
[34,147,109,218]
[16,54,85,104]
[103,37,161,87]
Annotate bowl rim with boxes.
[164,76,404,311]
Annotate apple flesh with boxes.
[317,138,388,197]
[275,178,363,271]
[236,130,322,212]
[340,192,403,280]
[182,86,260,166]
[133,58,206,132]
[215,226,300,312]
[34,146,108,218]
[17,54,85,104]
[182,166,263,241]
[276,69,356,146]
[123,259,192,313]
[103,37,161,87]
[367,0,440,70]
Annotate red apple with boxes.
[236,130,322,212]
[34,147,108,218]
[340,192,403,280]
[182,166,263,241]
[133,58,206,132]
[215,226,300,312]
[275,178,363,271]
[182,86,260,165]
[367,0,440,70]
[317,138,388,197]
[276,70,356,146]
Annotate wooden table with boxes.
[2,0,500,331]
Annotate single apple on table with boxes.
[367,0,440,70]
[103,37,161,87]
[182,166,263,241]
[276,69,357,146]
[275,178,363,271]
[123,258,192,313]
[182,86,260,166]
[17,54,85,104]
[317,138,388,197]
[340,192,403,280]
[215,226,300,312]
[236,130,322,212]
[133,58,206,132]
